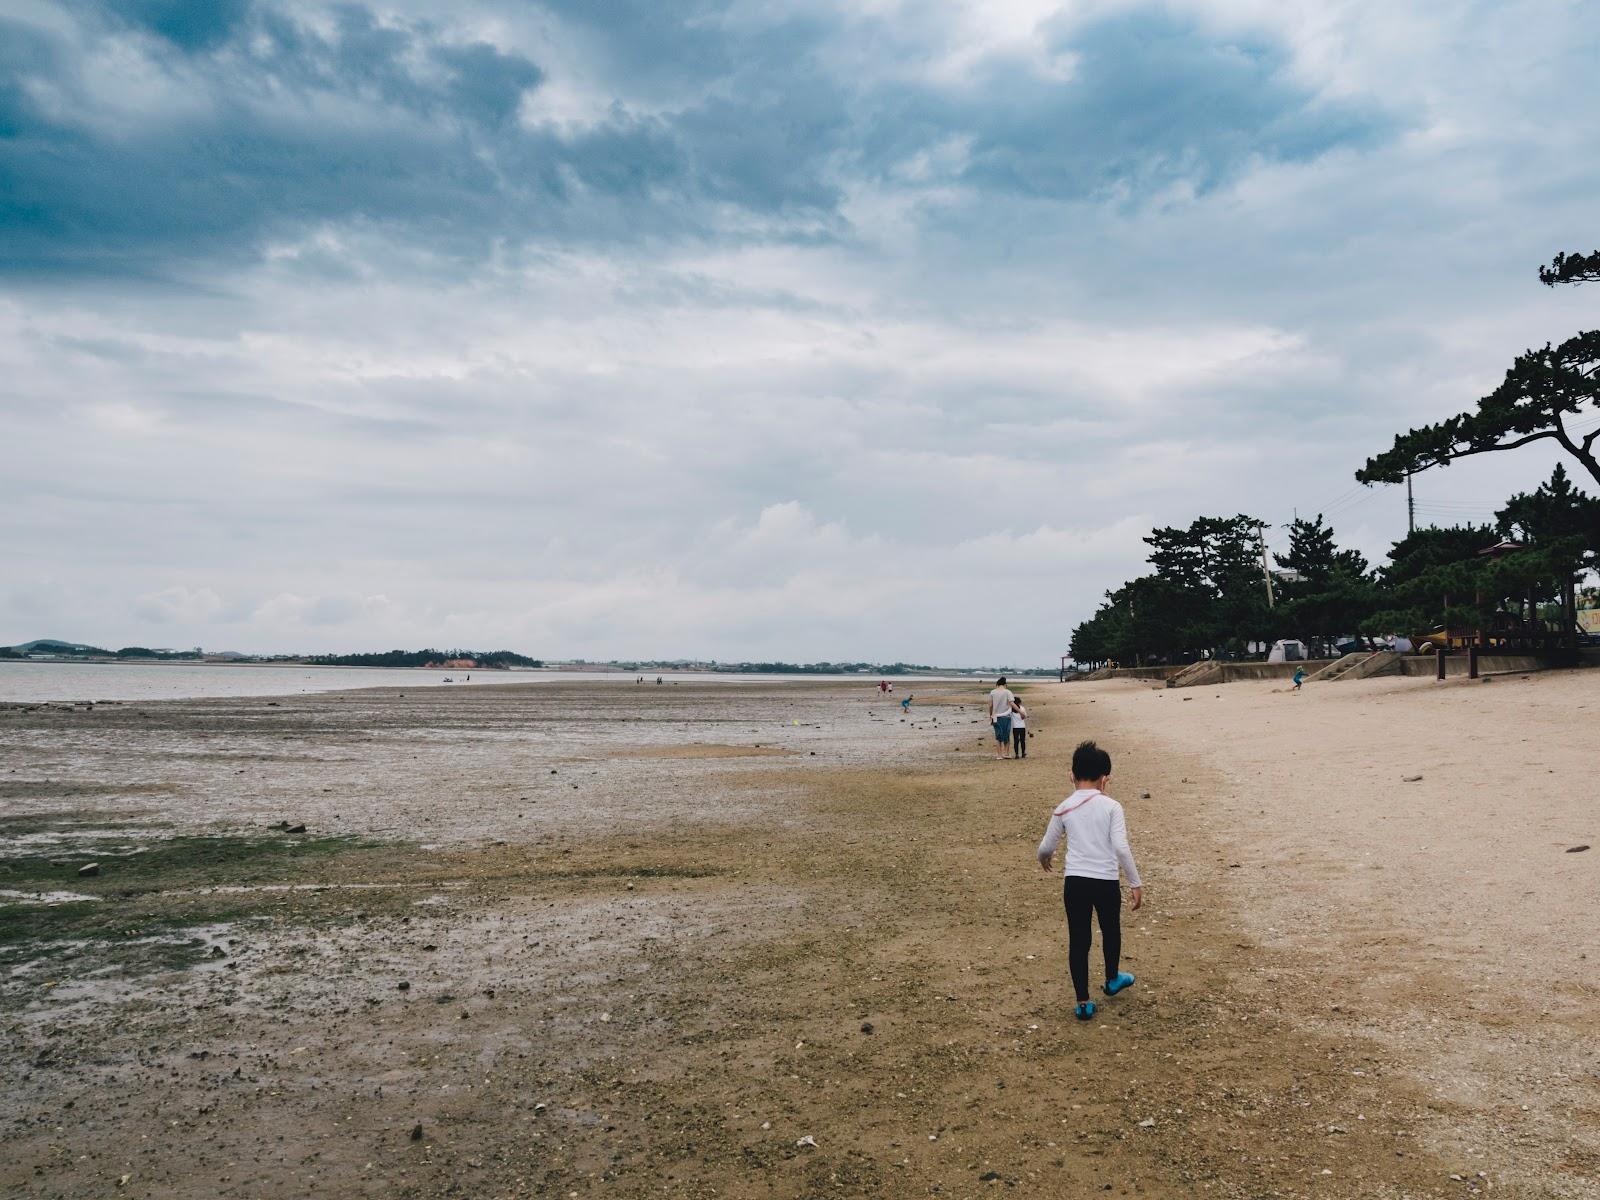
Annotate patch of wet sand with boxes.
[605,743,802,760]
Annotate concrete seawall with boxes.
[1397,654,1546,678]
[1078,654,1553,687]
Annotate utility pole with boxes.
[1407,471,1415,535]
[1258,522,1275,609]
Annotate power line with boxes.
[1322,486,1384,520]
[1305,482,1368,518]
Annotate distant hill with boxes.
[3,640,198,659]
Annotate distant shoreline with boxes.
[0,658,1051,678]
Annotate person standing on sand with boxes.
[1009,697,1028,758]
[988,676,1015,760]
[1036,740,1143,1021]
[1292,666,1306,691]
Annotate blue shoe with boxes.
[1074,1001,1095,1021]
[1103,972,1135,996]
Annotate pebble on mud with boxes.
[860,1022,874,1034]
[1566,844,1590,853]
[1402,775,1423,783]
[397,980,410,990]
[410,1123,424,1141]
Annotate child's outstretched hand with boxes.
[1129,886,1144,910]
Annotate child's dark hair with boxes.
[1071,740,1112,781]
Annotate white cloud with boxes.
[133,586,223,625]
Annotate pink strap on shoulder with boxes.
[1052,790,1101,818]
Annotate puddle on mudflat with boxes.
[169,880,468,896]
[4,920,253,992]
[0,889,100,904]
[0,829,167,849]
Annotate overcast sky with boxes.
[3,1,1598,664]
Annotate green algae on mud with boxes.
[0,827,378,891]
[0,906,267,973]
[0,821,395,977]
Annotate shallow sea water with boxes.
[0,661,999,704]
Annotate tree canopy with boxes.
[1539,250,1600,286]
[1357,330,1600,489]
[1359,253,1600,490]
[1495,462,1600,566]
[1275,514,1376,637]
[1074,248,1600,667]
[1068,514,1276,666]
[1068,470,1598,665]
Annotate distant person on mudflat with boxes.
[1036,740,1143,1022]
[1292,666,1306,691]
[988,676,1015,761]
[1009,697,1028,758]
[901,693,913,712]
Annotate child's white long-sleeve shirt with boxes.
[1036,789,1142,887]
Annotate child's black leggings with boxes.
[1062,875,1122,1002]
[1011,727,1026,757]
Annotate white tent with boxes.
[1266,639,1309,663]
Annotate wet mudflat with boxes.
[1,682,1487,1197]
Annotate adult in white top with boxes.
[1036,740,1144,1021]
[987,677,1015,760]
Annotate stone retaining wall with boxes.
[1396,654,1546,678]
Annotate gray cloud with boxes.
[1,2,1391,278]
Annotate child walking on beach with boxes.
[1009,698,1028,758]
[1036,741,1143,1021]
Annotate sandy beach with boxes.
[2,674,1596,1198]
